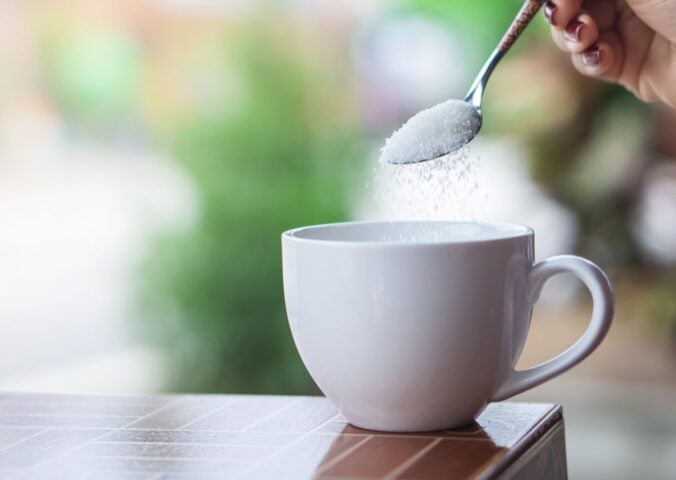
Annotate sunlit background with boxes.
[1,0,674,478]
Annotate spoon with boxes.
[381,0,545,165]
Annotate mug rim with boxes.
[282,220,534,247]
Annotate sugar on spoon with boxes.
[380,0,545,165]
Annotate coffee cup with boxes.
[282,221,613,431]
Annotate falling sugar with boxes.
[379,99,481,165]
[371,144,484,222]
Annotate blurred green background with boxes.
[30,0,675,393]
[124,0,674,395]
[1,1,675,477]
[139,24,363,394]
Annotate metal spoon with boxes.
[381,0,545,165]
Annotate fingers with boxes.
[551,13,599,53]
[570,31,623,81]
[580,0,617,31]
[571,42,614,77]
[545,0,622,83]
[543,0,583,29]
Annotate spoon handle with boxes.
[464,0,545,108]
[498,0,546,52]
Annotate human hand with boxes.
[543,0,676,107]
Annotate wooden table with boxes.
[0,392,566,479]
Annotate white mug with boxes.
[282,221,613,432]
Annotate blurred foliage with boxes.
[559,97,649,266]
[645,274,676,341]
[133,1,675,395]
[139,24,363,393]
[396,0,548,61]
[42,26,143,127]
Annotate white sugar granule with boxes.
[372,144,484,221]
[380,99,481,165]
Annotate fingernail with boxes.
[564,20,584,42]
[544,1,557,25]
[582,46,602,66]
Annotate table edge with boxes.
[479,403,563,479]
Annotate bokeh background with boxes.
[1,0,674,478]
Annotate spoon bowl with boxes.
[379,99,481,165]
[381,0,545,165]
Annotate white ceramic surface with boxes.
[281,221,613,431]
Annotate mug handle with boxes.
[491,255,614,401]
